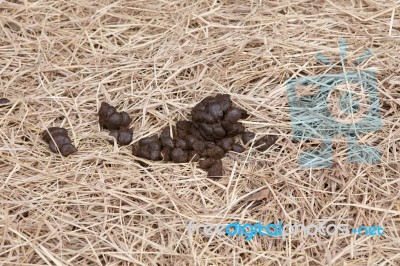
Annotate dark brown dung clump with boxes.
[0,98,10,106]
[42,127,77,157]
[255,135,278,151]
[132,94,277,179]
[98,102,133,146]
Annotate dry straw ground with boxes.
[0,0,399,265]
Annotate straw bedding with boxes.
[0,0,399,265]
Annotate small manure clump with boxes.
[0,98,10,107]
[42,127,77,157]
[98,102,133,146]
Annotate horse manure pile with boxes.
[40,95,276,179]
[133,94,277,179]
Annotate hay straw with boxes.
[0,0,399,265]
